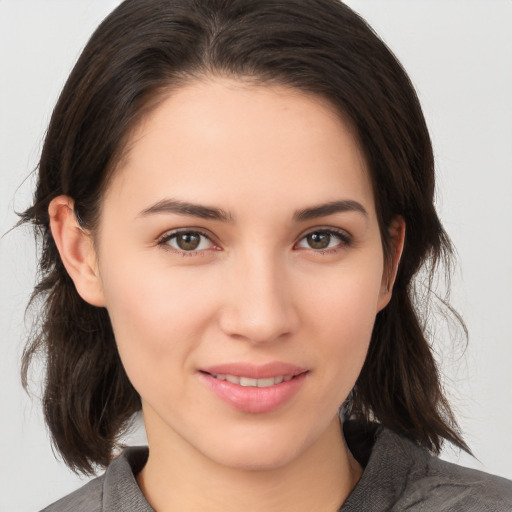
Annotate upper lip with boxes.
[199,362,308,379]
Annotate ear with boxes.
[377,216,405,312]
[48,196,105,307]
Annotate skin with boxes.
[49,77,404,512]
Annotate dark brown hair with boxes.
[21,0,468,474]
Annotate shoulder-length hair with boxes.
[21,0,468,474]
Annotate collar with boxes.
[100,423,424,512]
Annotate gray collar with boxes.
[98,424,511,512]
[100,424,407,512]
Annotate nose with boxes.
[218,250,299,344]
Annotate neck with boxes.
[137,417,362,512]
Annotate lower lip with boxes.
[199,372,308,413]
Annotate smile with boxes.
[208,374,294,387]
[199,364,309,413]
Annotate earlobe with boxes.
[48,196,105,307]
[377,216,406,311]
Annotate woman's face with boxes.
[93,78,395,470]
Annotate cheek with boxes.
[303,258,384,340]
[98,254,216,383]
[300,258,384,393]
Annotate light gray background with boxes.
[1,1,511,511]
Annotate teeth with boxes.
[212,374,293,387]
[240,377,258,387]
[256,377,275,388]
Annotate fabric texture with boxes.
[40,424,512,511]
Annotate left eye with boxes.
[162,231,214,251]
[296,230,347,250]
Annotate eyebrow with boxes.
[293,200,368,222]
[139,199,233,222]
[139,198,367,223]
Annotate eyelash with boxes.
[157,229,218,256]
[295,228,352,254]
[157,227,352,256]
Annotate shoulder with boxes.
[402,449,512,511]
[40,447,151,512]
[40,476,104,512]
[343,422,512,511]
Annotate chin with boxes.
[216,450,298,472]
[202,429,308,472]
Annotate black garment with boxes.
[41,424,512,511]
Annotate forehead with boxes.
[104,77,375,219]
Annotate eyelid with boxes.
[157,227,220,253]
[294,226,353,250]
[155,225,352,254]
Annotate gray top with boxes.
[41,424,512,511]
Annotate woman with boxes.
[16,0,511,510]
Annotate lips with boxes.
[199,362,308,413]
[200,362,307,379]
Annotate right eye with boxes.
[158,230,215,253]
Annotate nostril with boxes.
[218,307,299,345]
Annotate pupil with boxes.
[307,232,330,249]
[177,233,200,250]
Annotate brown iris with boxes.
[306,232,331,249]
[176,232,201,250]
